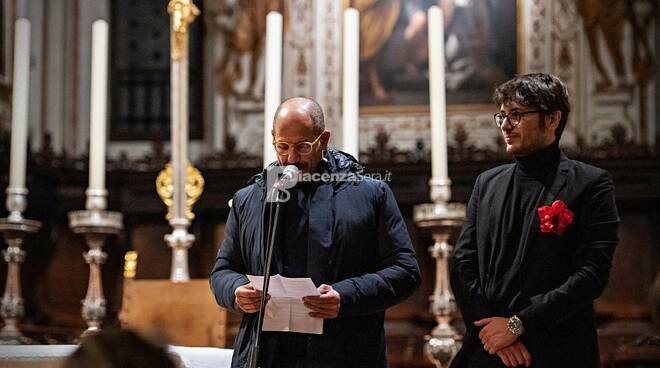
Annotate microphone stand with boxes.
[247,186,283,368]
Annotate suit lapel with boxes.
[488,165,516,252]
[519,155,570,266]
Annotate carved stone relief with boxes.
[283,0,314,99]
[359,110,505,164]
[524,0,656,150]
[314,0,341,146]
[206,0,283,156]
[206,0,337,158]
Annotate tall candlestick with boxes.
[166,0,199,282]
[8,19,31,191]
[428,6,448,183]
[342,8,359,158]
[264,11,282,167]
[2,19,39,345]
[88,20,109,193]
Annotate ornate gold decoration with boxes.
[168,0,200,60]
[123,251,138,279]
[156,162,205,221]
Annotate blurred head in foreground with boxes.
[63,329,176,368]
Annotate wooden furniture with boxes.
[120,278,227,348]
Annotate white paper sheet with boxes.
[247,274,323,334]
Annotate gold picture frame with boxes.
[357,0,524,115]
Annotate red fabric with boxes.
[538,200,574,236]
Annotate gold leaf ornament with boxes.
[156,162,205,221]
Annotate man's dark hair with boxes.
[493,73,571,141]
[273,97,325,134]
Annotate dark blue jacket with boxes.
[210,149,421,368]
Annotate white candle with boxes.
[170,35,189,222]
[8,19,31,190]
[88,20,109,191]
[342,8,359,158]
[263,11,282,167]
[171,58,187,222]
[428,6,448,182]
[213,95,225,152]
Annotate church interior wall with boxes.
[0,0,657,365]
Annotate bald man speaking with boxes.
[210,97,421,368]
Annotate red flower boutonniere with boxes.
[538,200,574,236]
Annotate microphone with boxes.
[249,166,298,367]
[273,165,299,189]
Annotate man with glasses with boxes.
[450,73,619,367]
[210,97,421,367]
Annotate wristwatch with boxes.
[507,315,524,337]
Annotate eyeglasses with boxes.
[494,110,546,128]
[272,131,325,155]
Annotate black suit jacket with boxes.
[450,154,619,368]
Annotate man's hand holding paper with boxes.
[302,284,340,319]
[234,283,269,314]
[246,274,325,334]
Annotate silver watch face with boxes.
[508,316,523,335]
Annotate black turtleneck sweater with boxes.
[280,181,313,278]
[469,142,560,367]
[485,141,560,316]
